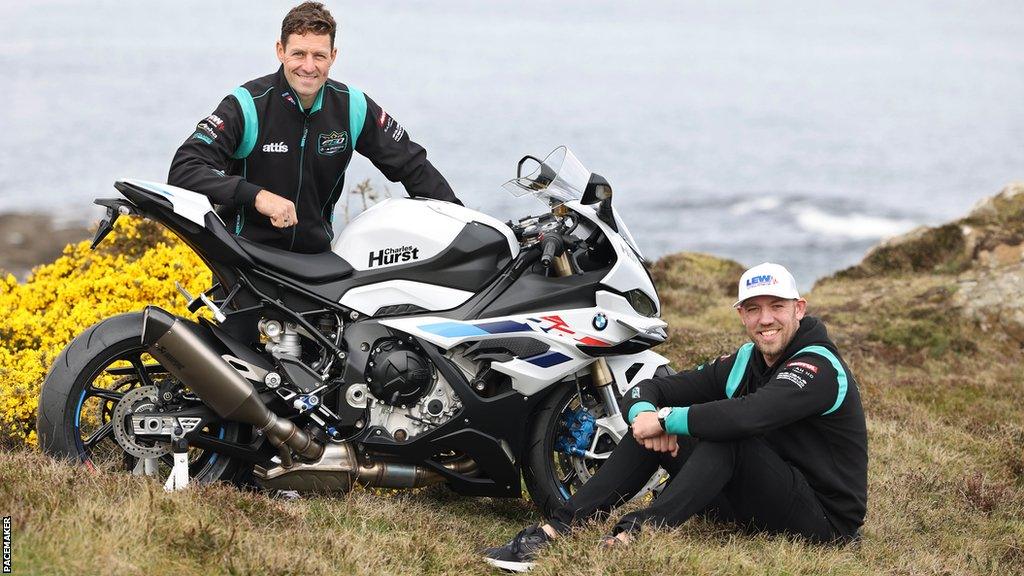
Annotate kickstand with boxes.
[163,426,190,492]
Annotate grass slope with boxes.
[3,247,1024,575]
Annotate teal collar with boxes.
[291,83,325,115]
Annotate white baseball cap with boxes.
[733,262,801,308]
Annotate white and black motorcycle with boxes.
[37,147,671,517]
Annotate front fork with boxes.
[544,214,625,438]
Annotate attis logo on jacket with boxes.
[746,274,778,288]
[318,131,348,155]
[368,245,420,267]
[262,142,289,153]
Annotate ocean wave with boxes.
[730,196,783,215]
[792,206,917,240]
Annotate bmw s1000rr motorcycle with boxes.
[37,147,671,517]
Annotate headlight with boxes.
[624,289,658,318]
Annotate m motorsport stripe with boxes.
[524,351,571,368]
[419,320,533,338]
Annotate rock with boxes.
[830,222,971,280]
[828,182,1024,345]
[955,262,1024,345]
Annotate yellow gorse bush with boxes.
[0,217,211,447]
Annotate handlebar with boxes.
[540,234,565,268]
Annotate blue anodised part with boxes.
[555,407,596,458]
[526,351,571,368]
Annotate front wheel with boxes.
[522,366,674,519]
[37,312,249,484]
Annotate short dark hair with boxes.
[281,2,337,47]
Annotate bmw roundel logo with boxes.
[592,313,608,331]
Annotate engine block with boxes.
[360,371,462,442]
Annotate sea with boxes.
[2,0,1022,287]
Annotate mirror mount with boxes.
[582,173,617,231]
[581,173,612,205]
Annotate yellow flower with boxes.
[0,218,210,447]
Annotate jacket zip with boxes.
[290,118,309,250]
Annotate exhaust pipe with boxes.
[142,306,323,462]
[255,442,480,493]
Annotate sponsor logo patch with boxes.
[368,245,420,267]
[382,114,405,141]
[318,131,348,155]
[262,141,289,153]
[776,371,807,388]
[191,131,213,144]
[631,387,641,399]
[786,361,819,374]
[197,121,219,140]
[204,114,225,130]
[746,274,779,288]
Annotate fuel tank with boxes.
[332,198,520,315]
[334,198,519,271]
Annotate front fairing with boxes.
[566,199,660,318]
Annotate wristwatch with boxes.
[657,407,673,432]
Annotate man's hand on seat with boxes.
[632,411,680,457]
[255,189,298,228]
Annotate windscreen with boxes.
[501,146,591,207]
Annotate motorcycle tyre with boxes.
[37,312,251,485]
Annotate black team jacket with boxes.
[168,66,459,253]
[621,316,868,538]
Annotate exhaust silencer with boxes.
[142,306,323,461]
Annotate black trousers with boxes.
[549,434,838,542]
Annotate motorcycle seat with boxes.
[235,237,354,283]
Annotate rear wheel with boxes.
[37,313,249,484]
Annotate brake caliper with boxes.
[555,407,596,458]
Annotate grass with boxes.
[4,228,1024,574]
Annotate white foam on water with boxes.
[730,196,783,215]
[793,206,918,240]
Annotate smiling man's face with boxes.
[277,32,336,109]
[737,295,807,366]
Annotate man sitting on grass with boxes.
[483,262,867,572]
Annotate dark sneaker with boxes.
[482,525,551,572]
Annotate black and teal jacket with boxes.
[168,66,459,253]
[621,316,868,537]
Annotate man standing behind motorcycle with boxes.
[168,2,460,254]
[484,263,867,572]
